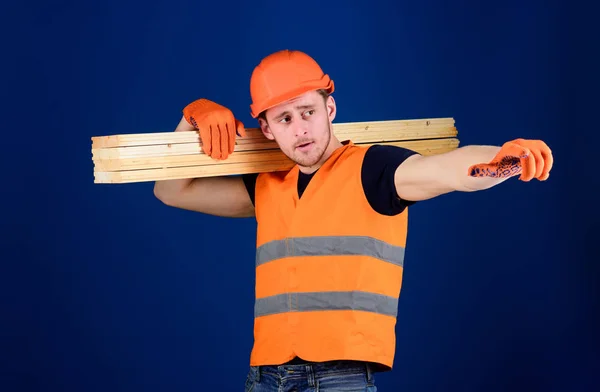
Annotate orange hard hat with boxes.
[249,50,335,118]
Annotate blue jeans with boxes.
[244,360,377,391]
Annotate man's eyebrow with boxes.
[294,104,315,110]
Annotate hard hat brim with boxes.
[250,77,334,118]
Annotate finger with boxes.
[539,145,553,181]
[223,120,233,157]
[529,147,545,179]
[199,124,212,156]
[236,119,246,137]
[227,121,236,155]
[219,123,229,160]
[520,153,536,181]
[502,142,530,160]
[211,124,221,159]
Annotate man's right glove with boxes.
[468,138,553,181]
[183,99,246,160]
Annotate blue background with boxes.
[2,0,598,391]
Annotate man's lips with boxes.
[296,141,312,148]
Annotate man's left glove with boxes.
[468,138,553,181]
[183,98,246,160]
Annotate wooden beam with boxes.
[91,118,460,184]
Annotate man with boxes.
[154,49,553,391]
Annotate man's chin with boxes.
[293,153,323,168]
[286,141,327,168]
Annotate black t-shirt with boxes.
[242,144,419,216]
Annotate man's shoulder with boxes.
[362,144,420,168]
[359,144,420,216]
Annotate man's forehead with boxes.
[274,92,319,111]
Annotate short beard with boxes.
[289,121,332,169]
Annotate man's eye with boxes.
[305,110,315,116]
[279,117,290,123]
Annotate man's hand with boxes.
[183,98,246,160]
[468,139,553,181]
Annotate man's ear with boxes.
[258,117,275,140]
[326,95,336,122]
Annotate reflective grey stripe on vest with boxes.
[255,291,398,318]
[255,236,405,267]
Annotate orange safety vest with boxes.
[250,141,408,370]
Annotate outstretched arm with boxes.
[394,139,553,202]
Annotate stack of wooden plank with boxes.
[91,118,459,184]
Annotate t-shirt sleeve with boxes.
[242,173,259,206]
[361,144,421,216]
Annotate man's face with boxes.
[259,90,337,172]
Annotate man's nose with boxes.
[292,121,308,137]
